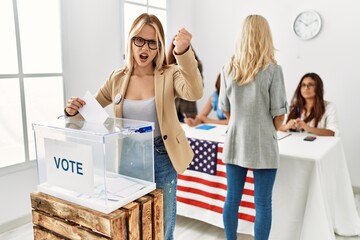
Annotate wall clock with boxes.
[293,10,322,40]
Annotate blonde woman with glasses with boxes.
[64,13,203,240]
[279,72,339,136]
[219,15,287,239]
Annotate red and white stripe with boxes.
[177,143,256,223]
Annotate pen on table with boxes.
[278,133,292,140]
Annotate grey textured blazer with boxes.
[219,64,288,169]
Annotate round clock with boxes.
[293,10,322,40]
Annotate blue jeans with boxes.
[154,136,178,240]
[223,164,277,240]
[119,136,154,182]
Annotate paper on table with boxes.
[78,91,109,123]
[195,124,216,130]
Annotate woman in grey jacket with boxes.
[219,15,287,240]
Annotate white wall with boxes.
[168,0,360,187]
[61,0,123,116]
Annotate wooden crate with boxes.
[31,189,163,240]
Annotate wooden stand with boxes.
[30,189,163,240]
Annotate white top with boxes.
[122,97,161,137]
[303,101,340,136]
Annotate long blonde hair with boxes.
[125,13,167,72]
[227,15,276,85]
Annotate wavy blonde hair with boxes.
[227,15,276,85]
[125,13,167,73]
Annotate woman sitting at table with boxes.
[279,72,339,136]
[184,73,228,126]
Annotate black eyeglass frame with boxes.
[299,83,316,89]
[132,36,159,50]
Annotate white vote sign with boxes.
[44,138,94,195]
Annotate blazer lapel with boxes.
[115,72,131,117]
[155,69,164,126]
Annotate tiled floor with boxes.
[1,193,360,240]
[176,192,360,240]
[175,191,360,240]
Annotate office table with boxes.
[177,124,360,239]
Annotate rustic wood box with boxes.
[31,189,163,240]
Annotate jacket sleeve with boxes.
[219,65,230,113]
[269,65,288,117]
[173,47,203,101]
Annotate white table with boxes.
[178,124,360,239]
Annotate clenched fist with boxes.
[173,28,192,55]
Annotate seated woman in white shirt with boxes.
[279,72,339,136]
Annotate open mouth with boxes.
[139,53,149,61]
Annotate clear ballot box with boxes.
[32,117,156,214]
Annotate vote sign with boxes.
[44,138,94,195]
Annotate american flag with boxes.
[177,138,256,225]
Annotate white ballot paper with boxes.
[78,91,109,123]
[107,177,145,198]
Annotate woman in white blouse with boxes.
[279,72,339,136]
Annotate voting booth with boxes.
[32,117,156,214]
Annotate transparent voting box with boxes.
[33,117,156,214]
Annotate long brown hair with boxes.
[215,73,221,95]
[287,72,325,127]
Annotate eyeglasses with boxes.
[300,83,315,89]
[132,36,158,50]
